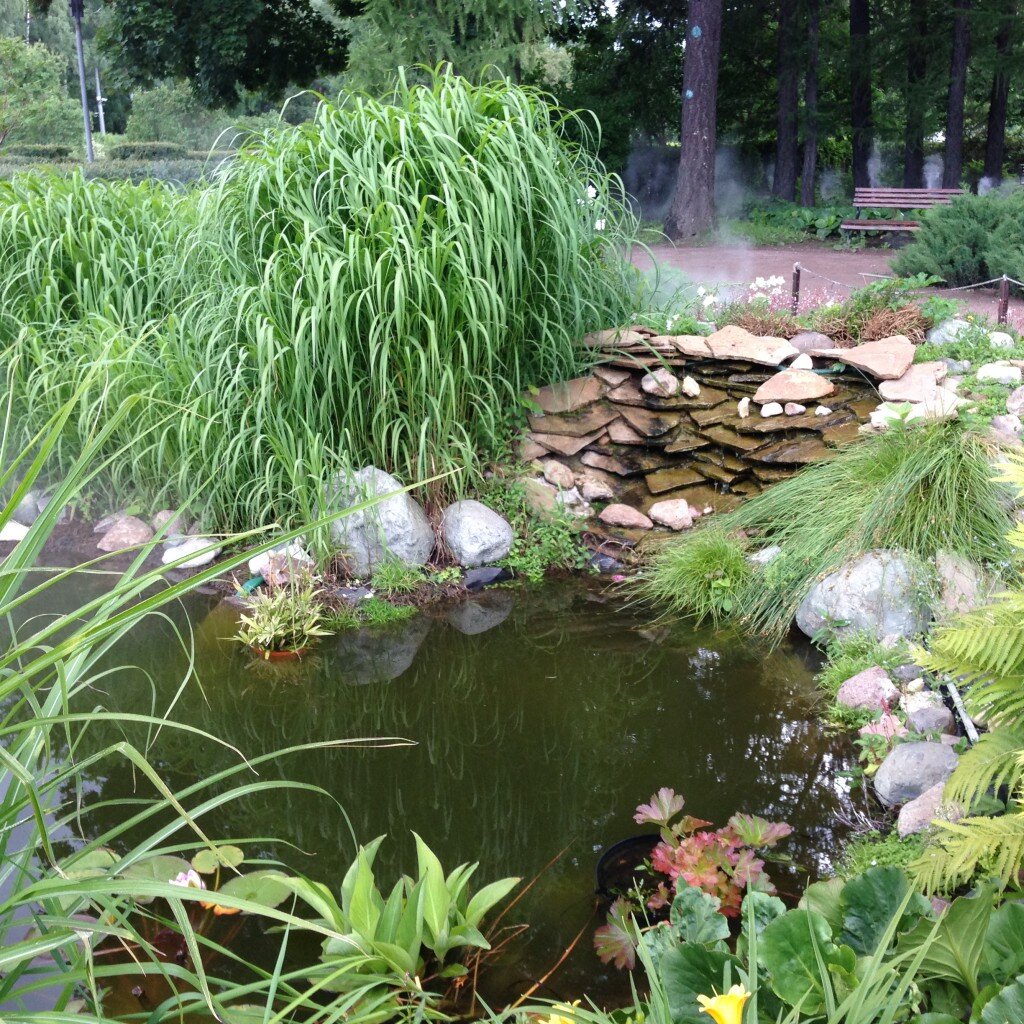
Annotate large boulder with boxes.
[442,500,514,568]
[325,467,435,576]
[874,741,958,808]
[795,550,932,641]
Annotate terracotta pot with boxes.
[249,646,307,661]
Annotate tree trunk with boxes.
[664,0,724,240]
[983,5,1015,183]
[850,0,872,187]
[773,0,800,201]
[902,0,928,187]
[800,0,820,206]
[942,0,971,187]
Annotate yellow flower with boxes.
[544,1000,582,1024]
[697,984,750,1024]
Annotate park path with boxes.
[631,240,1023,324]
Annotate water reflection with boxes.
[44,579,851,1003]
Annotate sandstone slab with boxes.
[599,504,653,529]
[648,499,693,530]
[706,325,799,366]
[753,369,836,404]
[878,362,948,403]
[816,337,915,380]
[530,376,604,413]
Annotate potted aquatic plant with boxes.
[234,572,333,659]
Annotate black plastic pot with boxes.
[595,833,660,899]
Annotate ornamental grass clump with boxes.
[644,420,1009,642]
[0,69,640,530]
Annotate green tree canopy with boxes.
[0,36,81,150]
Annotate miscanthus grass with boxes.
[0,69,641,530]
[643,421,1010,642]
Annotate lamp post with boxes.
[69,0,94,162]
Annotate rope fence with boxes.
[790,262,1024,324]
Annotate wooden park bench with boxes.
[840,187,964,234]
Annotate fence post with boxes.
[998,275,1010,325]
[791,263,801,315]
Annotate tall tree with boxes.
[983,0,1017,182]
[772,0,800,201]
[902,0,929,187]
[850,0,872,187]
[942,0,971,187]
[800,0,820,205]
[664,0,723,240]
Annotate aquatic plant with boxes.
[234,571,334,656]
[0,69,640,531]
[644,420,1009,641]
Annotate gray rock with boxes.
[892,662,927,684]
[11,490,43,527]
[325,467,435,576]
[335,616,431,685]
[942,358,971,375]
[442,500,513,568]
[897,782,957,837]
[37,495,71,525]
[904,690,956,735]
[93,512,126,534]
[874,741,958,808]
[464,566,512,590]
[161,536,222,568]
[446,591,514,635]
[335,585,373,603]
[152,508,189,539]
[977,362,1023,385]
[836,666,899,711]
[1007,385,1024,416]
[926,318,972,345]
[750,544,783,566]
[795,550,932,642]
[97,516,154,553]
[589,552,623,573]
[790,331,833,354]
[935,550,989,618]
[989,330,1015,350]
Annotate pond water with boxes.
[49,578,852,1007]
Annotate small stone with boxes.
[836,666,899,711]
[12,490,43,527]
[737,397,751,418]
[897,782,962,837]
[555,486,583,507]
[790,330,832,354]
[641,367,681,397]
[760,402,784,417]
[784,402,806,416]
[464,566,512,590]
[161,536,222,568]
[1008,386,1024,416]
[442,500,514,567]
[977,362,1023,385]
[942,358,971,374]
[97,516,154,553]
[524,478,558,514]
[991,414,1023,442]
[791,353,814,370]
[589,552,623,573]
[926,318,972,345]
[989,330,1015,350]
[904,690,956,735]
[906,676,927,693]
[598,504,653,529]
[248,541,313,581]
[682,376,701,398]
[542,460,576,490]
[0,521,29,542]
[94,512,126,534]
[815,406,832,416]
[874,742,959,808]
[151,509,188,536]
[579,473,615,502]
[750,544,782,565]
[648,499,693,531]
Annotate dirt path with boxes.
[631,240,1023,324]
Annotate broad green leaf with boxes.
[910,1016,962,1023]
[761,909,840,1012]
[376,880,406,945]
[192,845,245,874]
[445,862,478,908]
[413,832,450,939]
[121,855,194,903]
[465,876,518,927]
[840,866,932,955]
[799,877,844,935]
[370,940,418,977]
[440,963,469,978]
[984,902,1024,984]
[898,889,992,998]
[660,943,742,1024]
[340,835,384,912]
[981,976,1024,1024]
[217,869,291,910]
[396,877,426,964]
[669,884,729,946]
[346,846,384,939]
[742,890,787,937]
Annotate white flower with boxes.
[753,276,766,289]
[697,285,706,296]
[170,869,206,890]
[594,219,606,231]
[702,293,717,307]
[586,184,598,200]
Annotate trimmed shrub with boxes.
[107,141,189,160]
[0,159,214,185]
[4,143,73,160]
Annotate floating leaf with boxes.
[216,869,291,911]
[192,845,245,874]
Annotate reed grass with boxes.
[0,69,640,531]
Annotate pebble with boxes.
[682,376,701,398]
[784,402,806,416]
[760,402,784,417]
[814,405,832,416]
[543,460,576,490]
[161,536,223,569]
[641,368,681,397]
[737,397,751,418]
[790,353,814,370]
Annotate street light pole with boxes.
[69,0,94,162]
[94,66,106,134]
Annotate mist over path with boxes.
[632,240,1023,322]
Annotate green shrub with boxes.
[0,158,215,184]
[816,632,910,696]
[124,79,205,147]
[3,142,73,160]
[839,830,927,877]
[107,140,190,160]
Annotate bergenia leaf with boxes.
[726,813,793,848]
[634,787,685,826]
[594,897,638,969]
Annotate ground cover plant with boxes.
[0,69,641,535]
[642,420,1009,642]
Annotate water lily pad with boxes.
[217,869,291,910]
[192,845,245,874]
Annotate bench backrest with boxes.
[852,187,964,210]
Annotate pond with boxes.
[50,577,852,1007]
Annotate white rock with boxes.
[579,474,615,502]
[750,544,782,565]
[760,402,784,418]
[791,353,814,370]
[815,405,832,416]
[682,376,701,398]
[162,536,222,569]
[926,318,972,345]
[555,486,583,507]
[97,516,154,553]
[641,367,681,397]
[248,541,314,579]
[648,499,693,531]
[442,500,514,567]
[989,331,1015,350]
[0,521,29,542]
[737,397,751,418]
[784,402,806,416]
[906,677,926,693]
[977,362,1023,385]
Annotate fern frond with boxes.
[918,593,1024,682]
[945,728,1024,808]
[912,812,1024,893]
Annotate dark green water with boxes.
[55,578,851,1005]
